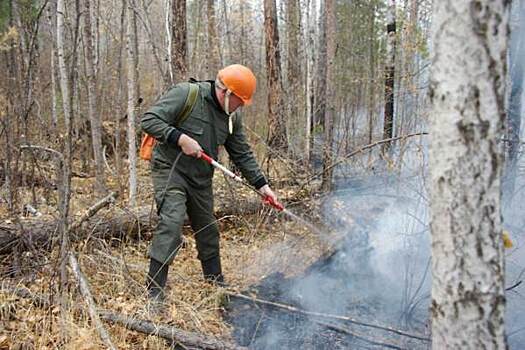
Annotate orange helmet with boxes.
[217,64,257,105]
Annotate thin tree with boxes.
[305,0,318,165]
[264,0,287,156]
[429,0,509,348]
[286,0,301,155]
[56,0,73,338]
[206,0,220,75]
[126,0,138,207]
[320,0,336,192]
[382,0,396,155]
[171,0,187,83]
[83,0,105,194]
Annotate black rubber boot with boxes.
[201,256,226,286]
[146,258,169,302]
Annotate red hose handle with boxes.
[200,152,213,164]
[263,195,284,211]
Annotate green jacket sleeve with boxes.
[141,83,190,144]
[224,114,267,189]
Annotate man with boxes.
[141,64,278,301]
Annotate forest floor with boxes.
[0,157,333,349]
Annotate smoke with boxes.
[293,170,432,326]
[228,139,525,348]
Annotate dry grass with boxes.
[0,159,327,349]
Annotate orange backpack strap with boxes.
[139,83,199,161]
[139,134,156,161]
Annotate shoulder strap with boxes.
[175,83,199,127]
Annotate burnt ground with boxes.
[223,234,431,349]
[224,176,433,349]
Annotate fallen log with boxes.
[0,199,262,256]
[99,311,246,350]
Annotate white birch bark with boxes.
[126,0,138,208]
[429,1,510,348]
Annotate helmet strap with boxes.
[224,89,233,134]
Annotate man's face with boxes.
[217,88,244,113]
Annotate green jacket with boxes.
[141,81,267,189]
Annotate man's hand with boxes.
[259,184,280,205]
[178,134,203,158]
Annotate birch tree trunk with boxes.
[83,0,105,194]
[429,1,509,348]
[171,0,187,83]
[320,0,335,192]
[264,0,287,155]
[126,0,138,208]
[305,0,317,165]
[382,0,396,155]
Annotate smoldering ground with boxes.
[225,143,525,349]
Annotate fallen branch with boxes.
[69,253,117,350]
[316,320,405,350]
[68,192,119,349]
[99,311,246,350]
[68,191,117,232]
[225,292,430,342]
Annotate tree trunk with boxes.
[83,0,105,194]
[56,0,74,339]
[264,0,287,156]
[305,0,318,166]
[171,0,187,83]
[126,0,138,207]
[320,0,336,192]
[382,0,396,155]
[206,0,221,75]
[314,0,327,132]
[286,0,301,155]
[367,3,376,145]
[429,0,509,348]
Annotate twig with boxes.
[99,310,246,350]
[225,292,430,342]
[69,253,117,350]
[68,191,117,232]
[316,320,405,349]
[299,132,429,192]
[102,145,116,176]
[506,280,522,291]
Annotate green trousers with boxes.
[149,161,220,265]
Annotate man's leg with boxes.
[147,168,187,299]
[186,186,224,284]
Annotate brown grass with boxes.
[1,159,326,349]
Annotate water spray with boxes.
[200,152,324,236]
